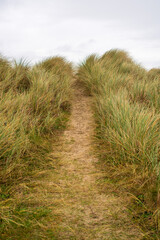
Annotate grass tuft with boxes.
[77,49,160,238]
[0,55,73,239]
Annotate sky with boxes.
[0,0,160,69]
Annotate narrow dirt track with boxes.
[51,83,143,240]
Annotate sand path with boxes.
[50,82,142,240]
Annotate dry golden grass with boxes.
[1,50,160,239]
[77,49,160,239]
[0,55,73,239]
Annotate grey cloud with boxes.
[55,45,73,53]
[0,0,160,69]
[77,39,96,49]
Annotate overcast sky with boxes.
[0,0,160,69]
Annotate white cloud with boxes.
[0,0,159,69]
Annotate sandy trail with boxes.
[51,83,142,240]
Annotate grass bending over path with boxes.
[77,49,160,239]
[41,82,142,240]
[0,56,73,239]
[1,75,142,239]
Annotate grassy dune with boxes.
[1,50,160,239]
[0,56,73,239]
[77,49,160,239]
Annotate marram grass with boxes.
[77,49,160,238]
[0,55,73,239]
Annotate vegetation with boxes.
[77,49,160,239]
[0,55,73,239]
[1,49,160,239]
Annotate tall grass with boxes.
[77,49,160,237]
[0,55,73,238]
[36,56,73,78]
